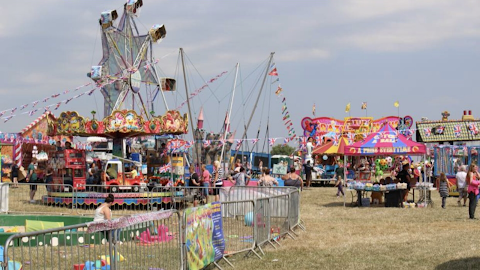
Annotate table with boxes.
[348,188,406,207]
[414,187,435,207]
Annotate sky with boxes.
[1,0,480,150]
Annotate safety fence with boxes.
[1,184,303,269]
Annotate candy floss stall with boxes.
[0,112,72,183]
[416,110,480,196]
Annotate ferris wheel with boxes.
[88,0,176,118]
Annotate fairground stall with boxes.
[416,110,480,196]
[0,112,72,183]
[345,123,427,207]
[301,115,414,183]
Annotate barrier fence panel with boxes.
[3,210,183,270]
[288,189,301,231]
[219,200,257,258]
[4,183,76,215]
[254,197,271,252]
[268,193,291,240]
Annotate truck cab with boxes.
[51,149,87,191]
[102,159,147,192]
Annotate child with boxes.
[439,172,449,209]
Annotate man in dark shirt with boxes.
[188,166,202,206]
[396,163,411,203]
[303,160,313,188]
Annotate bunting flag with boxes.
[184,141,194,149]
[251,138,259,146]
[11,107,17,114]
[0,111,5,118]
[28,109,38,116]
[275,85,283,95]
[299,136,307,149]
[235,139,243,151]
[268,67,278,76]
[345,103,351,113]
[87,88,96,95]
[269,138,277,146]
[361,102,367,110]
[175,71,228,110]
[54,102,62,110]
[20,104,29,110]
[312,103,316,116]
[32,101,39,107]
[394,101,400,108]
[203,140,211,148]
[271,78,279,84]
[468,123,479,136]
[454,125,462,138]
[4,115,14,123]
[424,128,431,137]
[283,138,290,145]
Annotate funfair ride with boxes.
[45,1,188,206]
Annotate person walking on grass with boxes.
[26,158,38,203]
[333,161,345,197]
[466,164,480,219]
[439,172,449,209]
[456,165,467,207]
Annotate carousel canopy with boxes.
[312,137,350,155]
[345,123,426,156]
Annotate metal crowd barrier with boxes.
[1,183,303,269]
[2,210,183,270]
[1,183,76,215]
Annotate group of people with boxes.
[450,164,480,219]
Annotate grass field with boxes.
[218,186,480,270]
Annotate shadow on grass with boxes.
[435,257,480,270]
[320,201,350,207]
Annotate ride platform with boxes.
[42,190,185,206]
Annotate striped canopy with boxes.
[345,123,426,156]
[312,137,350,155]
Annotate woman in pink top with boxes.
[202,164,211,203]
[466,164,480,219]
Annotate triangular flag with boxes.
[345,103,351,113]
[268,68,278,76]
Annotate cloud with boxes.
[277,49,331,62]
[334,1,480,52]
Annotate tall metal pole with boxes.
[233,52,275,164]
[220,63,240,165]
[180,48,200,168]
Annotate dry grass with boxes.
[218,187,480,270]
[7,185,480,269]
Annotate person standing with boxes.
[282,167,303,190]
[201,164,210,203]
[230,167,250,187]
[11,164,19,188]
[188,166,201,207]
[212,161,224,202]
[333,161,345,197]
[26,158,38,203]
[439,172,449,209]
[466,164,480,219]
[305,137,314,165]
[456,165,468,207]
[257,168,279,187]
[303,160,313,189]
[396,163,412,203]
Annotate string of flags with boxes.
[174,71,228,110]
[270,63,296,141]
[1,59,186,123]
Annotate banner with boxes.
[185,201,225,270]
